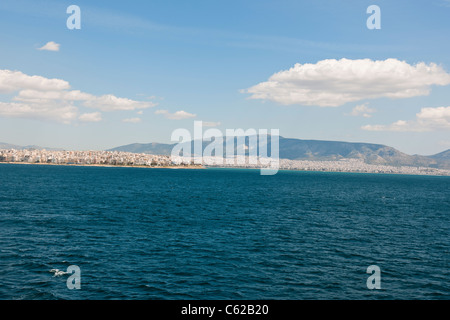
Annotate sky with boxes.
[0,0,449,155]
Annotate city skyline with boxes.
[1,0,450,155]
[2,148,449,176]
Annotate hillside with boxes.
[108,137,450,169]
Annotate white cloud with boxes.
[14,89,93,103]
[0,70,70,93]
[0,101,77,124]
[15,89,156,112]
[83,95,156,111]
[38,41,60,52]
[362,106,450,132]
[79,112,102,122]
[122,117,142,123]
[155,109,196,120]
[243,58,450,107]
[0,69,155,123]
[347,102,376,118]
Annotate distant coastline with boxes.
[1,147,450,176]
[2,160,450,177]
[0,161,204,169]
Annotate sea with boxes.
[0,163,448,300]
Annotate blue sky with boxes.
[0,0,449,155]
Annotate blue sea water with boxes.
[0,163,448,300]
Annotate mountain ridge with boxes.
[2,139,449,169]
[0,142,62,151]
[107,137,450,169]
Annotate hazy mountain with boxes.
[0,142,23,150]
[109,142,174,155]
[429,149,450,160]
[2,139,448,169]
[427,149,450,169]
[0,142,62,151]
[108,137,450,169]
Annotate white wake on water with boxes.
[49,269,68,277]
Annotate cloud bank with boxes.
[0,69,156,124]
[243,58,450,107]
[362,106,450,132]
[155,109,196,120]
[0,70,69,93]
